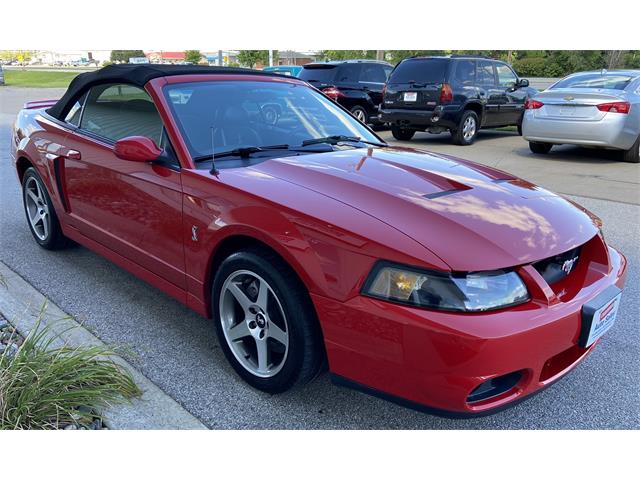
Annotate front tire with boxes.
[529,141,553,154]
[621,135,640,163]
[212,247,324,393]
[391,126,416,141]
[22,167,69,250]
[451,110,479,145]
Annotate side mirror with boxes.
[517,78,530,88]
[114,136,162,162]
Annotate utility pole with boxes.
[376,50,385,61]
[269,50,274,67]
[218,50,223,66]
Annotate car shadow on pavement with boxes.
[407,129,519,146]
[515,145,626,164]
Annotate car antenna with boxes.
[210,126,219,176]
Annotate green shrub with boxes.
[0,316,141,430]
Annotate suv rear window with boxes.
[552,74,633,90]
[388,58,448,84]
[299,65,338,84]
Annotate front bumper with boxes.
[313,240,627,416]
[522,110,637,150]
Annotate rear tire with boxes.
[21,167,70,250]
[451,110,479,145]
[350,105,368,124]
[621,135,640,163]
[212,247,325,394]
[529,141,553,154]
[391,126,415,141]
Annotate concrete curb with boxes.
[0,261,207,430]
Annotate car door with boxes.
[495,62,524,125]
[475,60,501,126]
[59,83,186,289]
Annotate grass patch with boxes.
[0,313,141,430]
[3,70,80,88]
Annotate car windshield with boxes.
[164,80,378,160]
[552,73,633,90]
[388,58,448,84]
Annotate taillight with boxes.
[382,84,387,98]
[322,87,344,101]
[596,102,630,114]
[440,83,453,103]
[524,99,544,109]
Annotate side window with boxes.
[80,83,163,145]
[476,61,496,86]
[359,64,387,84]
[64,92,87,127]
[383,66,393,80]
[337,64,362,82]
[496,64,517,88]
[453,60,476,86]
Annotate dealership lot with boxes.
[1,87,638,428]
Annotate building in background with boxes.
[32,50,111,65]
[277,51,319,66]
[145,51,186,63]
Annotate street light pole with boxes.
[269,50,274,67]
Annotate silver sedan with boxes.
[522,70,640,163]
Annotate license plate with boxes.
[579,286,622,347]
[403,92,417,102]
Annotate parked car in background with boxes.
[298,60,393,125]
[262,65,302,77]
[522,70,640,163]
[380,55,536,145]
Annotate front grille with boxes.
[533,246,581,285]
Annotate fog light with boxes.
[467,371,523,404]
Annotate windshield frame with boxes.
[159,75,383,167]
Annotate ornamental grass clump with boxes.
[0,317,141,430]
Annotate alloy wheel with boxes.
[462,116,477,141]
[219,270,289,378]
[24,176,50,241]
[353,109,367,123]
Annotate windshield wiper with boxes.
[301,135,388,148]
[193,144,291,162]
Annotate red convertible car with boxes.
[11,65,627,416]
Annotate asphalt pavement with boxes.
[1,87,638,429]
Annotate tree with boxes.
[110,50,145,63]
[185,50,203,64]
[320,50,376,61]
[237,50,274,68]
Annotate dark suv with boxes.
[299,60,393,125]
[380,56,537,145]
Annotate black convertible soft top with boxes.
[48,64,285,120]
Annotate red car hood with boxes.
[250,147,598,271]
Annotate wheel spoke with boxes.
[40,214,49,238]
[27,206,39,224]
[227,321,250,341]
[256,279,269,310]
[255,338,269,373]
[27,190,39,204]
[268,322,288,347]
[228,282,252,311]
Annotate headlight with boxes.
[363,262,530,312]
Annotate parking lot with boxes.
[1,87,638,429]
